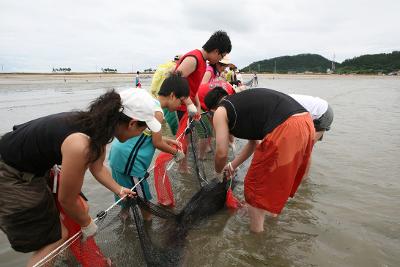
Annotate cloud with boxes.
[0,0,399,71]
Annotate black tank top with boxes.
[0,112,87,175]
[219,88,306,140]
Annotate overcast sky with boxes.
[0,0,399,72]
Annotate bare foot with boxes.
[119,208,130,222]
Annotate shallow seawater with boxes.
[0,74,399,267]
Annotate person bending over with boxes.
[108,73,189,220]
[0,88,161,266]
[205,87,315,233]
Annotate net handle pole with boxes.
[33,171,150,267]
[98,174,148,216]
[32,231,82,267]
[93,114,204,220]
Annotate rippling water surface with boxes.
[0,74,399,266]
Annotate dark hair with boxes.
[204,87,228,110]
[71,89,134,163]
[158,71,190,98]
[202,30,232,55]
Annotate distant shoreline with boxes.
[0,73,398,86]
[0,72,397,78]
[0,72,139,76]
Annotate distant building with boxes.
[327,68,334,74]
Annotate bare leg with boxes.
[247,205,266,233]
[178,156,191,174]
[206,137,213,153]
[247,204,277,233]
[198,138,208,160]
[303,155,312,179]
[140,207,152,221]
[27,219,68,267]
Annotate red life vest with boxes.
[175,49,206,111]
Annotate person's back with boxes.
[150,57,179,98]
[289,93,333,141]
[0,112,83,175]
[289,94,328,120]
[219,88,306,140]
[205,87,314,233]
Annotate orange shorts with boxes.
[244,113,315,214]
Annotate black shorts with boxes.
[313,104,334,132]
[0,159,61,253]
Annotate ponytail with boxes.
[72,89,128,163]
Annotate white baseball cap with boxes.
[119,88,161,132]
[219,54,230,65]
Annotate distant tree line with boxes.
[336,51,400,74]
[52,67,71,72]
[102,68,117,73]
[241,54,334,74]
[241,51,400,74]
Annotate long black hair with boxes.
[71,89,131,163]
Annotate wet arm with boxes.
[58,133,91,226]
[200,71,212,85]
[230,140,259,170]
[89,148,122,195]
[213,107,230,173]
[151,111,178,155]
[177,57,197,107]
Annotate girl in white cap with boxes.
[109,73,189,221]
[0,88,160,266]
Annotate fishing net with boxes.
[187,116,212,186]
[153,152,175,206]
[153,112,190,206]
[34,111,238,267]
[35,177,232,267]
[153,111,214,205]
